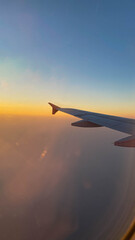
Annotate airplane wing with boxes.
[48,103,135,147]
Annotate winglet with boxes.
[48,102,60,115]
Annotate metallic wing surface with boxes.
[48,103,135,147]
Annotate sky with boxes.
[0,0,135,116]
[0,2,135,239]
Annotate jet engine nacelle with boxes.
[71,120,102,128]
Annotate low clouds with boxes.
[0,115,135,240]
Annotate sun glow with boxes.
[0,101,134,119]
[0,103,50,116]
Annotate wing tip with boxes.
[48,102,60,115]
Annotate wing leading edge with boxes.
[48,102,135,147]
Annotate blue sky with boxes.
[0,0,135,115]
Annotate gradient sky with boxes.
[0,0,135,116]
